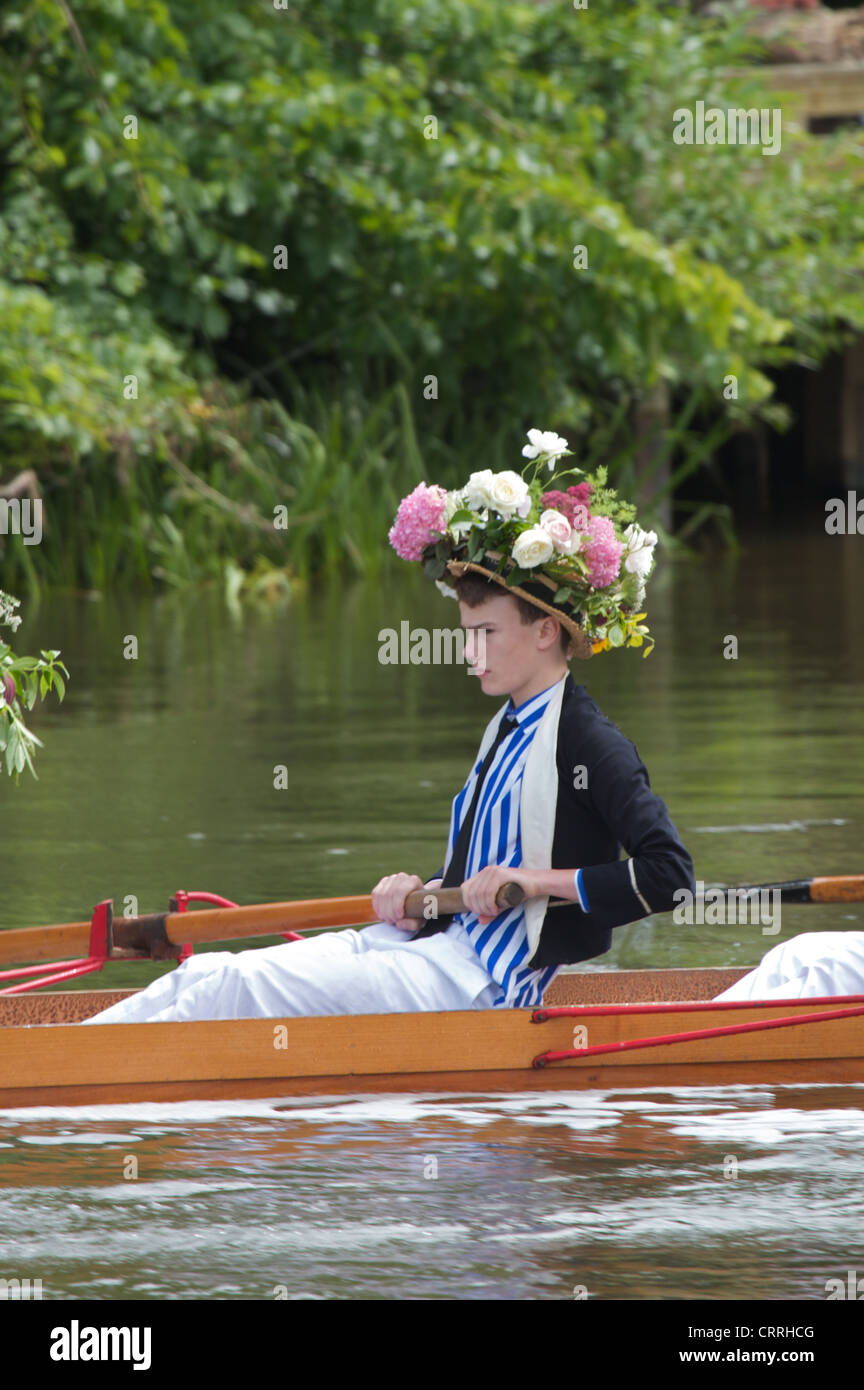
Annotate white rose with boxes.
[560,531,582,556]
[539,508,573,551]
[462,470,496,511]
[487,470,530,519]
[521,429,569,464]
[624,522,657,550]
[622,523,657,580]
[626,547,654,580]
[512,526,554,568]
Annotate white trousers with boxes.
[715,932,864,1002]
[80,920,502,1024]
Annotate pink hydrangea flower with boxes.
[582,515,624,589]
[540,483,593,528]
[388,483,448,562]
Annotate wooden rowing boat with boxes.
[3,966,864,1108]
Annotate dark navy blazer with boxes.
[428,673,696,967]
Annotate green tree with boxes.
[0,590,68,778]
[1,0,861,587]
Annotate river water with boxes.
[1,523,863,1300]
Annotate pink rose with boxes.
[539,508,574,552]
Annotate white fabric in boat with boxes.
[80,920,502,1024]
[714,932,864,1002]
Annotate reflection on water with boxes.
[1,526,863,1298]
[1,1086,863,1299]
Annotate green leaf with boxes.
[607,624,624,647]
[5,726,18,776]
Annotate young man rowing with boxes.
[84,430,695,1025]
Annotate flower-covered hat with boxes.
[388,429,658,659]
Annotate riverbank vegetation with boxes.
[1,0,862,594]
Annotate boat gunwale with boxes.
[2,970,863,1107]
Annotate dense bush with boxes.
[1,0,862,588]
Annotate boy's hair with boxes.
[452,573,573,658]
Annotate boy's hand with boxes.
[460,866,536,925]
[371,873,425,931]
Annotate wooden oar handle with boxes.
[403,881,525,918]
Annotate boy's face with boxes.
[458,594,562,698]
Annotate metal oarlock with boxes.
[168,889,235,963]
[112,890,242,959]
[0,890,244,993]
[0,899,112,995]
[0,886,336,984]
[170,891,237,912]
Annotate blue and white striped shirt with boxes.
[443,680,590,1008]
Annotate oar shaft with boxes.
[0,899,378,966]
[0,922,92,967]
[116,883,521,955]
[694,876,864,905]
[161,895,378,946]
[3,876,859,968]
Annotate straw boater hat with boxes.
[388,428,658,661]
[443,553,595,660]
